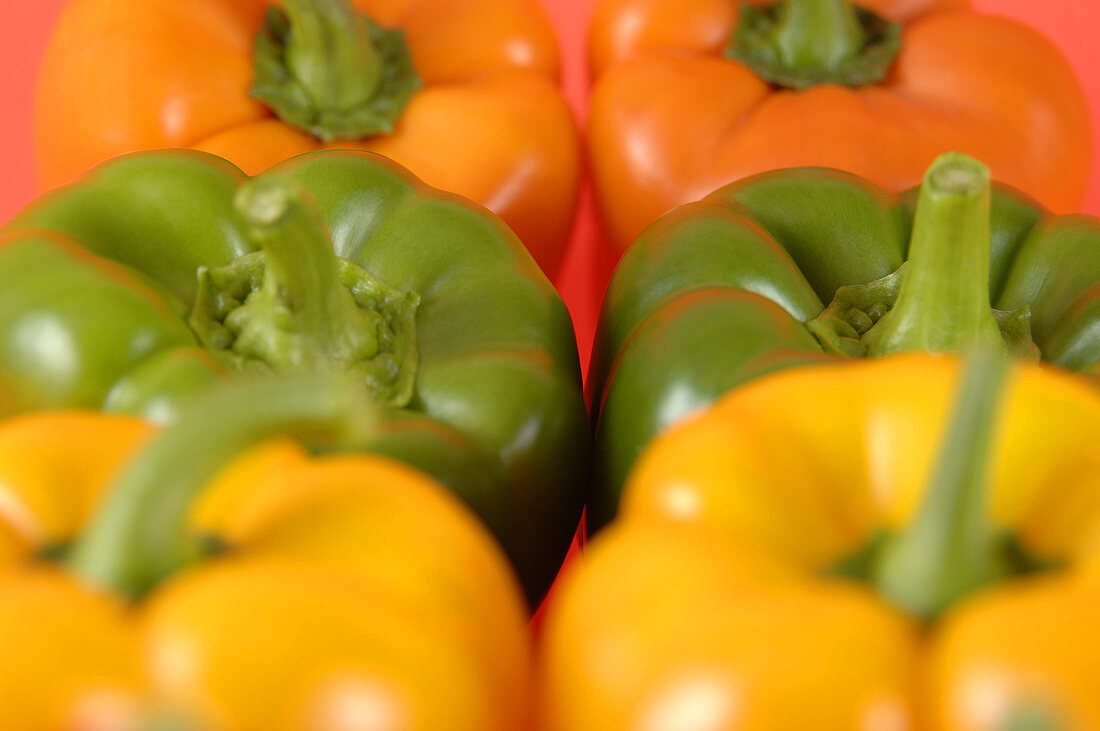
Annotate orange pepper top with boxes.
[35,0,579,275]
[587,0,1090,249]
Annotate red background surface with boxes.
[3,0,1099,370]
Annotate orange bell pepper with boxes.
[588,0,1091,249]
[0,375,531,729]
[542,352,1100,728]
[35,0,579,276]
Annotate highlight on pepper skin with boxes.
[542,351,1100,730]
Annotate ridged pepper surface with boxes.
[588,0,1090,248]
[0,375,533,730]
[0,149,589,603]
[590,154,1100,527]
[546,353,1100,729]
[36,0,578,274]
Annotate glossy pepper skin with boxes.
[0,148,589,604]
[589,154,1100,528]
[544,353,1100,730]
[588,0,1090,249]
[36,0,578,275]
[0,375,533,730]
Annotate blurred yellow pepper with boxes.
[542,353,1100,730]
[0,375,531,730]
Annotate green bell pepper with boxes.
[589,153,1100,529]
[0,149,589,604]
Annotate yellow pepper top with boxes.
[543,353,1100,730]
[0,376,532,729]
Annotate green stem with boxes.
[725,0,900,89]
[282,0,382,115]
[236,176,362,365]
[865,154,1004,357]
[189,175,421,407]
[773,0,865,71]
[874,350,1010,621]
[68,375,377,600]
[251,0,420,141]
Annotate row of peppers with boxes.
[12,352,1100,728]
[33,0,1092,275]
[4,0,1097,726]
[3,146,1100,727]
[566,154,1100,728]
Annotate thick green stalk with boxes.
[773,0,866,71]
[282,0,382,113]
[874,350,1009,621]
[68,375,377,600]
[189,175,420,407]
[865,154,1004,357]
[251,0,420,140]
[235,176,370,368]
[725,0,900,89]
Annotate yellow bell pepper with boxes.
[541,352,1100,729]
[0,375,531,729]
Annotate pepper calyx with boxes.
[188,176,420,409]
[806,265,905,357]
[807,263,1040,360]
[251,0,421,141]
[829,528,1060,586]
[725,0,901,90]
[189,252,419,408]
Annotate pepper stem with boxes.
[874,351,1010,621]
[283,0,382,111]
[189,176,421,408]
[726,0,901,89]
[235,176,368,368]
[68,375,377,600]
[864,154,1004,357]
[773,0,865,71]
[251,0,421,141]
